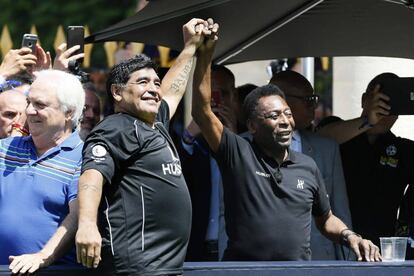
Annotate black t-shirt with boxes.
[340,131,414,246]
[214,128,331,261]
[81,101,192,276]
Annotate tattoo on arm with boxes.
[80,183,99,192]
[169,59,193,94]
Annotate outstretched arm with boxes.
[9,200,79,274]
[75,169,104,269]
[162,18,206,119]
[317,85,390,144]
[315,211,381,262]
[191,19,223,153]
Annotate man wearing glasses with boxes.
[192,29,380,261]
[270,71,352,260]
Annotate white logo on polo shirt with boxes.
[255,171,271,178]
[161,146,182,176]
[92,145,107,157]
[297,179,304,189]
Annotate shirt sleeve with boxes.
[81,115,140,185]
[156,100,170,130]
[312,166,331,217]
[67,163,81,203]
[82,133,116,185]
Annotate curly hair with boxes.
[106,54,158,106]
[242,84,285,122]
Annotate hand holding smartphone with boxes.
[21,34,38,53]
[66,26,85,63]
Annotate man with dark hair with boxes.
[191,27,381,262]
[79,82,101,141]
[0,89,28,138]
[178,63,238,261]
[317,72,414,247]
[270,70,352,260]
[75,18,213,275]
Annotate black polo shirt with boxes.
[340,131,414,246]
[81,101,192,276]
[214,128,331,261]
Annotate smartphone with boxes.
[67,26,84,61]
[380,77,414,115]
[21,34,37,53]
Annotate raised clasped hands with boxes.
[182,18,219,51]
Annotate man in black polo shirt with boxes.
[191,24,381,261]
[75,18,214,275]
[317,73,414,247]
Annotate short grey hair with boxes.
[35,70,85,129]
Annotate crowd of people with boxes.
[0,17,412,275]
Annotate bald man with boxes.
[270,70,352,260]
[0,90,27,138]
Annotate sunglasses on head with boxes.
[0,80,23,92]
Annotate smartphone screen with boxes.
[21,34,37,53]
[67,26,85,61]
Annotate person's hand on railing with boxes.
[343,230,382,262]
[8,251,51,274]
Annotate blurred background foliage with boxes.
[0,0,137,68]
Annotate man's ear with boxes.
[361,92,367,109]
[65,109,75,124]
[111,84,123,102]
[247,118,256,135]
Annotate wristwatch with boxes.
[340,228,361,246]
[358,115,374,130]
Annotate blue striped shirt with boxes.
[0,132,83,264]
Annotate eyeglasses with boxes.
[286,94,319,106]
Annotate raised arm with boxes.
[9,200,79,274]
[315,211,381,262]
[75,169,104,269]
[317,85,390,144]
[191,19,222,153]
[0,48,37,80]
[162,18,206,119]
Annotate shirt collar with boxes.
[26,131,83,151]
[251,140,297,166]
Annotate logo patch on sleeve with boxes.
[92,145,107,157]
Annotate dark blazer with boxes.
[176,136,212,261]
[300,130,353,260]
